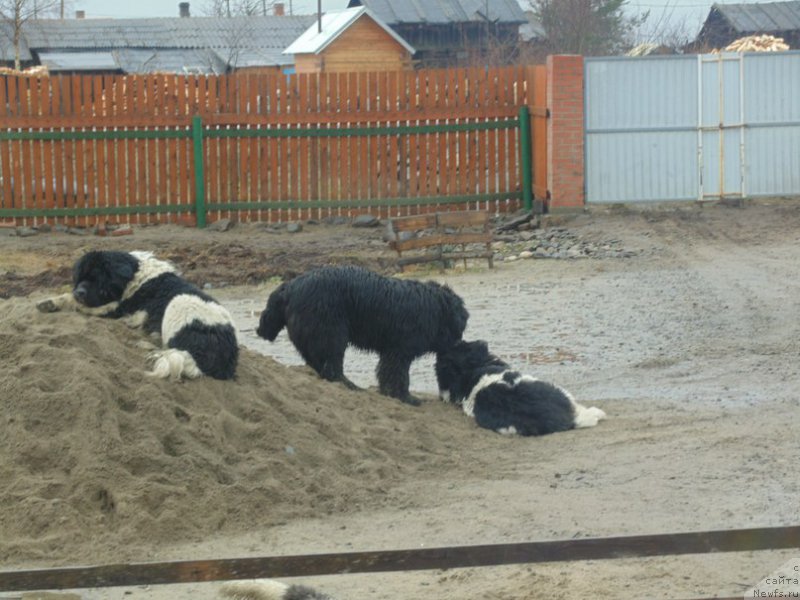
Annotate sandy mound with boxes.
[0,297,475,565]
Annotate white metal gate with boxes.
[585,51,800,203]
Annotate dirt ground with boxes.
[1,199,799,600]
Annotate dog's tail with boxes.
[219,579,334,600]
[147,349,203,380]
[256,283,288,341]
[572,404,607,429]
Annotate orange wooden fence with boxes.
[0,66,547,227]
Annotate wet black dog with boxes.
[435,340,606,435]
[37,250,238,380]
[257,265,468,404]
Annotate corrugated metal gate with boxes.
[585,51,800,203]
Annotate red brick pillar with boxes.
[547,55,585,211]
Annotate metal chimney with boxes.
[179,2,190,17]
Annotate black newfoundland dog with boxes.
[257,265,468,404]
[435,340,606,436]
[37,250,238,380]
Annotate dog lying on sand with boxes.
[37,250,238,380]
[435,340,606,436]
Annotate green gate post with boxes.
[518,106,533,212]
[192,115,207,228]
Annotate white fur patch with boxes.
[219,580,290,600]
[121,310,148,329]
[462,372,510,417]
[497,425,518,435]
[161,294,237,343]
[147,349,203,380]
[573,405,607,429]
[122,252,177,300]
[439,389,451,403]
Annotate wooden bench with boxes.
[387,210,494,271]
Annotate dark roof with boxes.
[707,1,800,32]
[346,0,527,24]
[2,15,316,70]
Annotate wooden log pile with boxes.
[723,34,790,52]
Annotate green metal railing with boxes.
[0,107,533,227]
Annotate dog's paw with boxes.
[36,298,60,313]
[134,339,159,351]
[36,294,73,313]
[400,394,422,407]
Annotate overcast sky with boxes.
[71,0,771,39]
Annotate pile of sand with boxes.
[0,297,474,565]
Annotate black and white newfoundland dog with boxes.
[256,265,468,404]
[37,250,238,380]
[220,579,334,600]
[435,340,606,436]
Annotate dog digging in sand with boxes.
[435,340,606,436]
[37,250,238,380]
[257,265,469,404]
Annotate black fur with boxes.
[436,340,604,436]
[72,250,238,380]
[257,265,469,403]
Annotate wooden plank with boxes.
[50,75,67,214]
[0,79,13,214]
[156,76,169,223]
[103,76,119,223]
[389,214,437,231]
[59,76,74,222]
[328,73,343,219]
[132,76,148,226]
[144,77,158,223]
[165,75,178,217]
[37,78,53,223]
[248,75,260,221]
[343,72,357,216]
[268,75,280,223]
[300,76,312,219]
[203,78,217,222]
[19,78,35,227]
[394,232,492,252]
[397,250,494,267]
[2,525,797,592]
[124,76,138,224]
[437,211,489,227]
[94,76,108,223]
[35,78,50,221]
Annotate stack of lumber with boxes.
[0,65,49,76]
[723,34,790,52]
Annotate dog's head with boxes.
[256,282,288,341]
[428,282,469,351]
[72,250,139,307]
[435,339,506,404]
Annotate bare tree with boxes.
[201,0,279,16]
[0,0,62,69]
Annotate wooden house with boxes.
[695,1,800,50]
[347,0,527,67]
[284,7,415,73]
